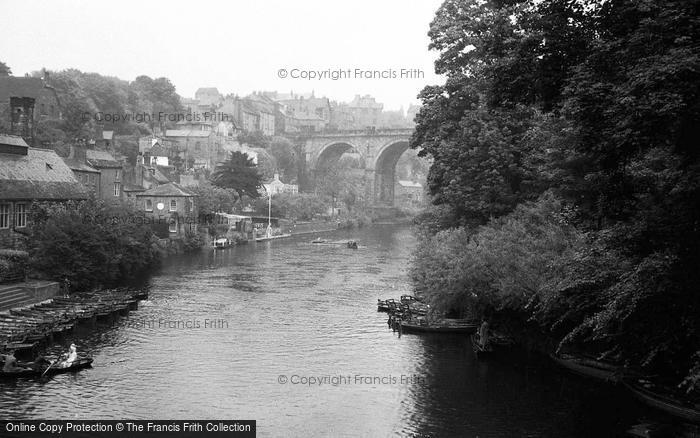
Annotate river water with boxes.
[0,226,667,437]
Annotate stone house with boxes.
[0,134,87,249]
[263,173,298,195]
[135,182,198,238]
[63,144,101,197]
[86,149,124,202]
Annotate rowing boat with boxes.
[550,353,621,383]
[400,318,478,334]
[0,357,93,378]
[624,379,700,424]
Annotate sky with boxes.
[0,0,445,111]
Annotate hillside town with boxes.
[0,72,426,259]
[2,1,697,436]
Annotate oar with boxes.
[40,360,56,377]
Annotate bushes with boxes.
[411,193,583,318]
[28,199,160,291]
[0,249,29,283]
[182,231,205,252]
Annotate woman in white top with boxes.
[59,344,78,368]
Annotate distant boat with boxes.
[624,379,700,424]
[212,238,231,249]
[255,234,292,242]
[550,353,622,383]
[347,240,358,249]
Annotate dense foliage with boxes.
[211,151,263,199]
[28,199,160,291]
[411,0,700,390]
[33,69,182,141]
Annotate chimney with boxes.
[69,142,87,163]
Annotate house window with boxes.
[168,219,177,233]
[40,103,46,115]
[114,182,121,197]
[145,199,153,212]
[170,199,177,211]
[195,142,201,151]
[0,204,10,229]
[115,169,121,180]
[50,105,55,116]
[15,203,27,228]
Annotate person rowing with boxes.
[57,343,78,369]
[2,350,30,372]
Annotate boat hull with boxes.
[551,354,620,383]
[624,380,700,424]
[0,358,93,379]
[400,321,478,334]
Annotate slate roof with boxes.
[135,182,195,197]
[63,158,99,173]
[0,147,88,200]
[0,134,30,147]
[86,149,122,169]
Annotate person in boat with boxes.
[478,320,490,348]
[32,354,52,369]
[2,350,29,372]
[58,344,78,368]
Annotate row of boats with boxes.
[551,353,700,424]
[0,288,148,379]
[378,295,479,334]
[377,294,699,424]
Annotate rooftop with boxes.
[136,182,195,197]
[86,149,122,168]
[0,147,88,200]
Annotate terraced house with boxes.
[0,134,87,249]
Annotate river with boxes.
[0,226,667,437]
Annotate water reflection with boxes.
[0,226,676,437]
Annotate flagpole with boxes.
[267,187,272,238]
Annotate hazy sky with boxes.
[0,0,445,110]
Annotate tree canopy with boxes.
[412,0,700,390]
[211,151,263,199]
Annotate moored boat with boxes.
[624,379,700,424]
[377,298,396,312]
[399,318,478,334]
[0,357,93,379]
[551,353,622,383]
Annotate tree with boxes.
[0,61,11,76]
[188,181,239,218]
[29,199,159,291]
[269,136,298,180]
[237,131,270,148]
[412,0,700,389]
[211,151,263,199]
